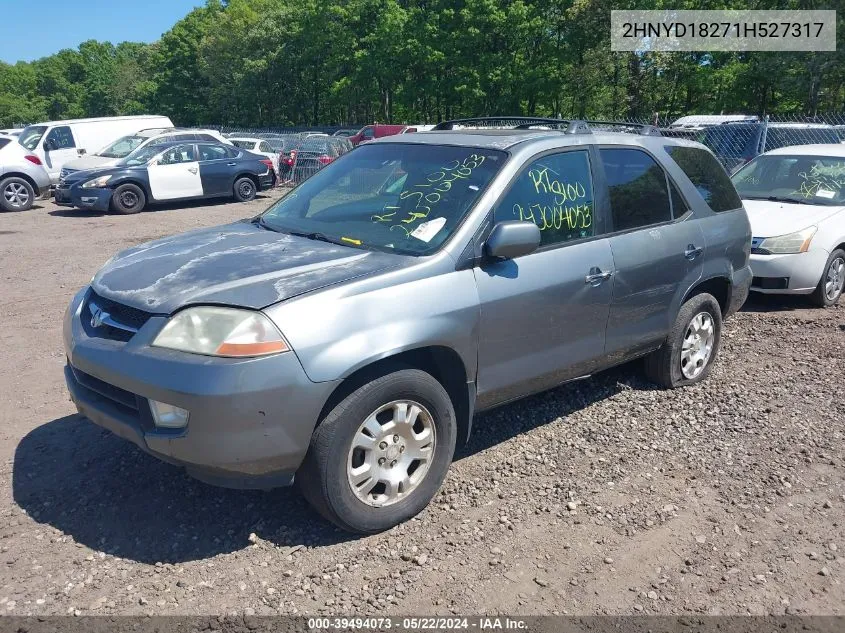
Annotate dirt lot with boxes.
[0,194,843,617]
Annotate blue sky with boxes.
[0,0,203,64]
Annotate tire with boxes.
[233,177,257,202]
[0,176,35,212]
[298,368,457,534]
[810,249,845,307]
[644,292,723,389]
[110,183,146,214]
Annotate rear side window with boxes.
[495,149,595,247]
[0,138,9,149]
[196,134,218,142]
[665,146,742,212]
[599,148,671,231]
[197,144,228,161]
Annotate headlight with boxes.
[81,175,112,188]
[757,226,817,255]
[152,306,289,357]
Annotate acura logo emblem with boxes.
[89,302,109,328]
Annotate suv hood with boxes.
[64,154,118,171]
[91,222,407,313]
[742,199,844,237]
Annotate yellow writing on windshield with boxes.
[794,162,845,199]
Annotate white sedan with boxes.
[731,144,845,306]
[228,137,280,179]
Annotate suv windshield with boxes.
[18,126,47,151]
[99,135,147,158]
[732,154,845,206]
[260,143,506,255]
[120,144,168,167]
[764,127,841,151]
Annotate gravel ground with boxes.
[0,194,843,617]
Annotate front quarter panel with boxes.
[264,261,480,384]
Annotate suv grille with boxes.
[82,291,153,342]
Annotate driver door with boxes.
[148,144,203,200]
[474,148,615,408]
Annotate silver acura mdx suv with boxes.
[63,118,752,533]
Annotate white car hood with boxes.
[63,154,119,171]
[743,199,844,237]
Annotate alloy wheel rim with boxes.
[825,257,844,301]
[680,312,715,380]
[346,399,436,507]
[3,183,29,207]
[240,182,254,197]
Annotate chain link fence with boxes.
[212,114,845,184]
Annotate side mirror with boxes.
[484,221,541,260]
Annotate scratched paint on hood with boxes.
[91,222,407,313]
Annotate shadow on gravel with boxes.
[13,414,353,564]
[47,194,274,218]
[457,362,643,460]
[740,293,816,312]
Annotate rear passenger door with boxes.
[596,147,704,360]
[475,148,615,408]
[196,143,235,196]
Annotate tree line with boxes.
[1,0,844,129]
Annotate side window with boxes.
[197,144,227,161]
[196,134,217,142]
[664,145,742,212]
[494,150,595,247]
[224,145,241,159]
[46,126,75,149]
[259,142,273,153]
[669,179,689,217]
[158,144,196,165]
[600,148,671,231]
[172,133,196,142]
[362,127,374,140]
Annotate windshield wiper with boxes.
[287,230,351,246]
[744,195,814,205]
[251,216,282,232]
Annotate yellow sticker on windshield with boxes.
[341,236,362,245]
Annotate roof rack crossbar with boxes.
[432,116,590,134]
[586,120,663,136]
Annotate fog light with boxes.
[149,400,189,429]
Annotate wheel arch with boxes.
[0,172,40,196]
[316,345,474,447]
[234,172,259,190]
[682,275,731,316]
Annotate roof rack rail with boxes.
[586,120,663,136]
[432,116,591,134]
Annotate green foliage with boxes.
[2,0,844,128]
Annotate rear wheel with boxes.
[110,184,146,214]
[0,176,35,212]
[644,292,723,388]
[233,177,256,202]
[810,249,845,307]
[298,369,456,534]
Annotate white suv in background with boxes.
[60,128,232,180]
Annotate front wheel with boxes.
[298,369,456,534]
[233,177,256,202]
[644,292,723,389]
[810,249,844,307]
[111,183,146,214]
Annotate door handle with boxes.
[227,162,237,166]
[585,268,613,285]
[684,244,704,260]
[187,167,198,174]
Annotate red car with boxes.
[348,124,410,146]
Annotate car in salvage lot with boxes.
[62,117,752,533]
[731,144,845,306]
[0,136,51,212]
[55,140,274,214]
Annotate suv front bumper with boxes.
[63,288,339,489]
